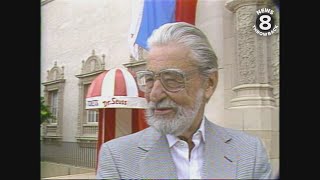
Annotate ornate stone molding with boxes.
[129,54,136,62]
[271,37,279,98]
[76,50,106,143]
[225,0,271,12]
[42,61,65,140]
[225,0,278,107]
[230,84,275,106]
[75,70,105,79]
[123,60,147,73]
[234,4,274,85]
[270,10,280,105]
[129,46,146,62]
[225,1,279,174]
[80,50,105,75]
[138,46,145,61]
[46,61,64,82]
[236,5,258,84]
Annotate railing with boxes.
[40,141,97,169]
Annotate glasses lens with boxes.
[137,72,154,92]
[160,70,185,92]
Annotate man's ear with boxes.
[204,71,218,101]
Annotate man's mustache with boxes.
[147,99,178,109]
[146,99,178,117]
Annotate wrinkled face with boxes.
[145,43,206,136]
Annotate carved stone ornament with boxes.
[225,0,271,13]
[236,6,258,84]
[75,50,107,143]
[81,49,105,74]
[226,0,274,86]
[46,61,64,82]
[42,61,65,140]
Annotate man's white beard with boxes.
[146,90,204,136]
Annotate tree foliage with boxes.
[41,96,55,124]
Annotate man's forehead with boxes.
[146,45,195,71]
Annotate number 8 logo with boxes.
[259,15,272,31]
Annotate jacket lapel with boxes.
[202,118,238,179]
[138,127,177,179]
[137,118,238,179]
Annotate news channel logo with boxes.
[253,8,278,36]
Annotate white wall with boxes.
[41,0,133,142]
[196,0,226,126]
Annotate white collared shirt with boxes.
[166,117,205,179]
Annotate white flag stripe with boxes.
[128,0,144,60]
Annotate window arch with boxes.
[75,50,105,145]
[42,61,65,141]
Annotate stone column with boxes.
[225,0,279,177]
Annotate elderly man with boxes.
[96,22,272,179]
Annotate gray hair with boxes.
[147,22,218,78]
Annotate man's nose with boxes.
[149,80,166,102]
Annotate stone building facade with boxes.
[41,0,279,176]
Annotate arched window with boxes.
[75,50,105,145]
[42,61,65,140]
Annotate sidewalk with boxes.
[42,172,96,179]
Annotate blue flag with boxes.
[135,0,176,50]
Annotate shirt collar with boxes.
[166,116,206,148]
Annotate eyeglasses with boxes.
[136,68,199,93]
